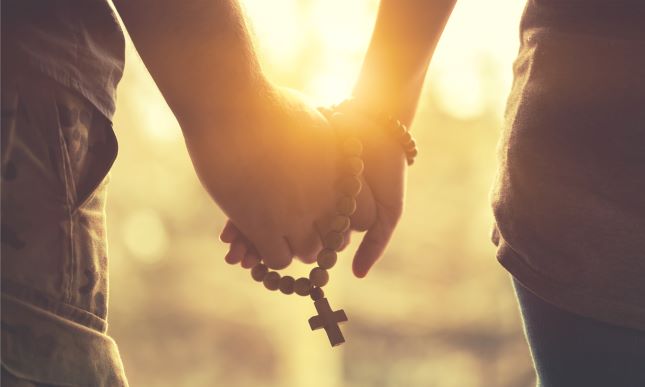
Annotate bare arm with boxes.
[347,0,457,276]
[354,0,457,126]
[113,0,266,132]
[113,0,377,269]
[218,1,459,276]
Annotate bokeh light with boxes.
[107,1,535,386]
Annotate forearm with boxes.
[353,0,456,126]
[114,0,268,133]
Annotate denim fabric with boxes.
[513,277,645,387]
[1,70,127,386]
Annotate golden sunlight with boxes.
[109,2,530,386]
[240,0,525,116]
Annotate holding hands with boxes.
[217,95,409,278]
[116,0,451,278]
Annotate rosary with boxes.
[239,100,417,347]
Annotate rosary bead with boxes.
[263,271,281,291]
[279,275,295,295]
[330,215,350,233]
[336,196,357,216]
[345,156,364,175]
[342,137,363,156]
[323,231,344,251]
[317,249,338,269]
[400,131,412,145]
[310,287,325,301]
[405,139,417,151]
[251,264,268,282]
[294,278,312,296]
[339,176,362,197]
[310,267,329,287]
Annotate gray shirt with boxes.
[492,0,645,330]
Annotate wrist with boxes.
[326,98,418,166]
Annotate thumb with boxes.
[352,211,397,278]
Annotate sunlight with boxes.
[240,0,525,119]
[109,1,534,385]
[240,0,303,68]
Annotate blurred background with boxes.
[107,1,534,386]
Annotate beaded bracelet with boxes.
[242,102,415,347]
[321,99,419,166]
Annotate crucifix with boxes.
[308,297,348,347]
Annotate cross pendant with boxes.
[308,297,348,347]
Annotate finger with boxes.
[255,236,292,270]
[241,248,261,269]
[338,229,351,252]
[350,175,376,232]
[220,220,241,243]
[352,212,397,278]
[288,228,323,264]
[224,237,247,265]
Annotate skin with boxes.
[114,0,456,275]
[224,0,457,277]
[114,0,377,269]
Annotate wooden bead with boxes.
[279,275,295,295]
[405,139,417,151]
[323,231,344,251]
[317,249,338,269]
[342,137,363,156]
[310,287,325,301]
[400,131,412,145]
[330,215,350,233]
[345,156,364,175]
[406,148,418,158]
[336,196,357,216]
[294,277,312,296]
[339,176,362,197]
[310,267,329,287]
[263,271,281,291]
[251,264,268,282]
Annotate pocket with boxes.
[53,86,118,210]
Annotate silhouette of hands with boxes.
[219,106,407,278]
[186,86,377,270]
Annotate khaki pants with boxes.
[1,71,127,386]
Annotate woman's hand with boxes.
[220,108,406,278]
[186,85,376,269]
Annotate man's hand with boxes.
[187,86,376,269]
[116,0,453,276]
[221,109,406,278]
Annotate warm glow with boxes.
[239,0,525,116]
[110,2,530,386]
